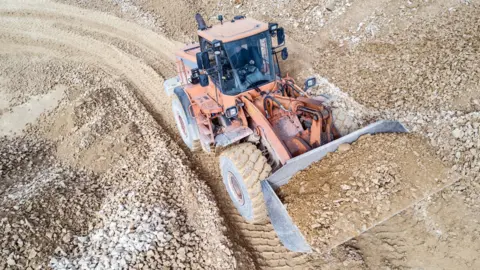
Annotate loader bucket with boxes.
[261,180,312,252]
[262,120,409,252]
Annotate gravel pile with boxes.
[0,55,235,269]
[0,54,74,108]
[199,0,353,43]
[0,136,103,269]
[315,4,480,112]
[304,3,480,200]
[279,133,455,253]
[50,139,234,270]
[385,110,480,200]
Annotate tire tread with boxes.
[220,143,271,224]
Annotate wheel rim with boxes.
[227,172,245,206]
[176,114,187,137]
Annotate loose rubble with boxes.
[279,133,457,252]
[0,135,103,269]
[0,52,235,269]
[314,4,480,112]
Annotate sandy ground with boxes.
[1,0,479,269]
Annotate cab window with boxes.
[199,38,219,84]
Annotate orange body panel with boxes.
[198,18,269,43]
[240,96,292,164]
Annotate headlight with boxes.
[225,106,238,118]
[304,77,317,90]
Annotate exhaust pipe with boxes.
[195,13,207,31]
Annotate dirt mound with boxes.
[279,133,456,252]
[0,7,236,265]
[0,77,235,270]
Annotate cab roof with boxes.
[198,17,269,43]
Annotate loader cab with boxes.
[196,17,287,96]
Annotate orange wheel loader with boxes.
[164,14,408,252]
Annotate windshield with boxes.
[222,31,275,95]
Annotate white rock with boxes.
[452,128,464,139]
[63,233,71,243]
[338,143,352,152]
[177,247,186,261]
[7,258,15,266]
[28,249,37,259]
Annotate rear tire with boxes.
[171,95,201,152]
[220,143,272,224]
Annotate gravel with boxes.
[0,55,235,269]
[0,135,103,269]
[279,133,456,253]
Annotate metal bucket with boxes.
[261,120,409,252]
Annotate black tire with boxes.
[171,95,201,152]
[219,143,272,224]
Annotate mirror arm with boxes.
[213,53,223,105]
[271,44,285,51]
[273,51,282,77]
[205,67,216,74]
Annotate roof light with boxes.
[269,23,279,33]
[212,40,222,55]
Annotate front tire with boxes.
[171,95,201,152]
[220,143,272,224]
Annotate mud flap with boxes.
[262,120,409,253]
[215,126,253,147]
[163,76,181,97]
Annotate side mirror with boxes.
[199,74,209,87]
[281,47,288,60]
[196,51,210,70]
[304,77,317,90]
[277,27,285,46]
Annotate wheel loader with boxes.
[164,14,408,252]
